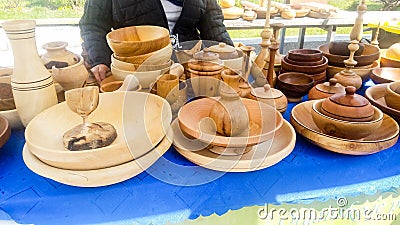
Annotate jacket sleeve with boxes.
[197,0,234,46]
[79,0,113,67]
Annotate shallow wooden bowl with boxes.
[385,81,400,111]
[111,54,172,72]
[0,114,11,148]
[365,84,400,122]
[178,97,283,147]
[371,67,400,84]
[326,61,379,83]
[328,41,364,56]
[106,25,170,57]
[276,72,314,102]
[290,100,399,155]
[380,50,400,68]
[25,92,172,170]
[281,56,328,74]
[319,43,380,67]
[0,68,23,129]
[311,100,383,140]
[287,49,323,62]
[113,43,172,65]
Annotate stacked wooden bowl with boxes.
[280,49,327,84]
[106,26,173,88]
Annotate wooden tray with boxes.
[173,119,295,172]
[365,84,400,122]
[22,129,173,187]
[290,100,399,155]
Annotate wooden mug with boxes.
[156,74,179,100]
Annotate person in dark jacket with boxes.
[79,0,233,82]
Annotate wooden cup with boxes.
[156,74,179,100]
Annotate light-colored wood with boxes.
[222,7,244,20]
[370,67,400,84]
[106,25,170,57]
[111,53,172,72]
[333,40,362,90]
[189,73,221,97]
[251,84,287,113]
[25,91,172,170]
[312,100,383,140]
[0,114,10,148]
[100,75,141,93]
[2,19,58,127]
[111,64,168,89]
[319,43,380,67]
[242,10,257,21]
[22,129,173,187]
[380,49,400,68]
[308,78,345,100]
[113,43,172,65]
[365,83,400,122]
[0,70,23,129]
[290,100,399,155]
[173,118,295,172]
[385,81,400,111]
[221,0,235,8]
[349,0,367,42]
[178,97,283,147]
[156,74,179,101]
[41,41,79,67]
[326,61,378,83]
[51,55,89,91]
[221,69,241,93]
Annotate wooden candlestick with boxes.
[350,0,367,42]
[254,0,272,71]
[271,23,284,65]
[371,22,380,47]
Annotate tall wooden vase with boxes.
[2,20,58,126]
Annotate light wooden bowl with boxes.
[0,114,11,148]
[365,84,400,122]
[0,68,23,129]
[385,81,400,111]
[113,43,172,64]
[311,100,383,140]
[111,54,173,72]
[326,61,379,83]
[111,64,168,89]
[178,97,283,147]
[370,67,400,84]
[222,6,244,20]
[319,43,380,67]
[291,100,399,155]
[380,50,400,68]
[173,118,295,172]
[106,25,170,57]
[25,91,172,170]
[22,128,173,187]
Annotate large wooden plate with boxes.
[173,119,295,172]
[22,129,173,187]
[290,100,399,155]
[365,84,400,123]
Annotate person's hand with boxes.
[90,64,110,83]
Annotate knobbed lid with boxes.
[206,42,239,59]
[321,86,374,122]
[193,50,220,61]
[251,84,283,99]
[315,78,345,94]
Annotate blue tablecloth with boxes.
[0,81,399,225]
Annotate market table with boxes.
[0,80,399,225]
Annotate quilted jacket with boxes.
[79,0,233,67]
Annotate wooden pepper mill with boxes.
[333,40,362,90]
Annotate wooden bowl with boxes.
[380,50,400,68]
[283,55,324,66]
[113,43,172,64]
[287,49,323,62]
[280,9,296,19]
[276,72,314,102]
[365,84,400,122]
[222,6,244,20]
[319,43,380,67]
[294,8,310,17]
[326,61,379,83]
[385,81,400,111]
[291,100,399,155]
[312,100,383,140]
[0,68,23,129]
[281,56,328,74]
[328,41,364,56]
[0,114,11,148]
[177,97,283,147]
[25,92,172,170]
[106,25,170,57]
[111,64,168,89]
[111,54,173,72]
[371,67,400,84]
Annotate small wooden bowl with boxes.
[281,56,328,74]
[111,64,168,89]
[111,54,173,72]
[287,49,323,62]
[328,41,364,56]
[319,43,380,67]
[371,67,400,84]
[385,81,400,111]
[113,43,172,64]
[25,92,172,170]
[283,55,324,66]
[177,97,283,147]
[276,72,314,102]
[106,25,170,57]
[365,84,400,122]
[326,61,379,83]
[312,100,383,140]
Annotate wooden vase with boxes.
[2,20,58,126]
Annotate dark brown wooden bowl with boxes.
[328,41,364,56]
[276,72,314,102]
[319,43,380,67]
[281,56,328,74]
[287,49,323,62]
[283,55,324,66]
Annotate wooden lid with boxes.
[206,43,239,60]
[315,78,345,94]
[321,86,374,121]
[251,84,283,99]
[193,50,220,61]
